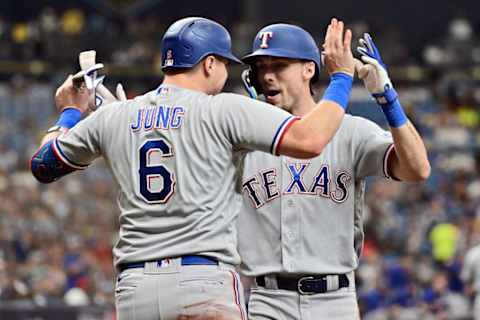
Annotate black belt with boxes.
[118,255,218,272]
[256,273,349,295]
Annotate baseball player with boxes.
[462,242,480,319]
[30,17,357,320]
[237,24,431,319]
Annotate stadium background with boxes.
[1,0,480,319]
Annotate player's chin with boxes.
[265,93,282,106]
[215,78,228,94]
[212,83,226,95]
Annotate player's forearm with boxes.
[388,121,430,181]
[32,130,74,184]
[39,108,82,146]
[376,89,430,181]
[354,32,430,181]
[281,101,345,158]
[31,137,77,183]
[31,107,83,183]
[278,73,352,158]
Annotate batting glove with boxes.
[356,34,408,128]
[75,50,128,110]
[356,33,398,106]
[95,82,127,106]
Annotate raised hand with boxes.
[55,75,90,114]
[356,33,394,98]
[322,18,355,77]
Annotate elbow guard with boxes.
[30,140,77,183]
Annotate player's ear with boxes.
[203,55,216,77]
[302,61,315,81]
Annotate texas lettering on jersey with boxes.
[242,161,352,208]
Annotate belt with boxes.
[256,273,349,295]
[118,255,218,272]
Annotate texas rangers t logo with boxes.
[260,31,273,48]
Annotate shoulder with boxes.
[213,92,245,106]
[342,114,390,137]
[103,92,152,111]
[214,92,247,102]
[213,93,270,109]
[88,92,154,122]
[333,114,364,139]
[342,114,380,128]
[129,90,155,106]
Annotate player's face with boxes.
[255,57,312,111]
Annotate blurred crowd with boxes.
[0,79,118,309]
[0,7,162,68]
[1,5,480,320]
[1,6,479,71]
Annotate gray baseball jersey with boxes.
[462,244,480,291]
[237,114,394,276]
[53,84,297,267]
[462,244,480,320]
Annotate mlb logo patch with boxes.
[164,49,174,67]
[160,258,172,267]
[158,87,171,96]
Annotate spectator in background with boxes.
[422,272,470,320]
[60,8,85,36]
[429,221,460,265]
[423,17,479,69]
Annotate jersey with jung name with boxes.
[237,114,394,276]
[53,85,297,266]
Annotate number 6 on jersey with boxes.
[138,139,175,203]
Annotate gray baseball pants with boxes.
[247,272,360,320]
[115,258,246,320]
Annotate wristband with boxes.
[372,85,408,128]
[322,73,353,110]
[381,100,408,128]
[55,108,82,129]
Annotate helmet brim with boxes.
[219,52,242,65]
[242,48,319,65]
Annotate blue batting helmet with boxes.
[161,17,241,70]
[242,23,321,83]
